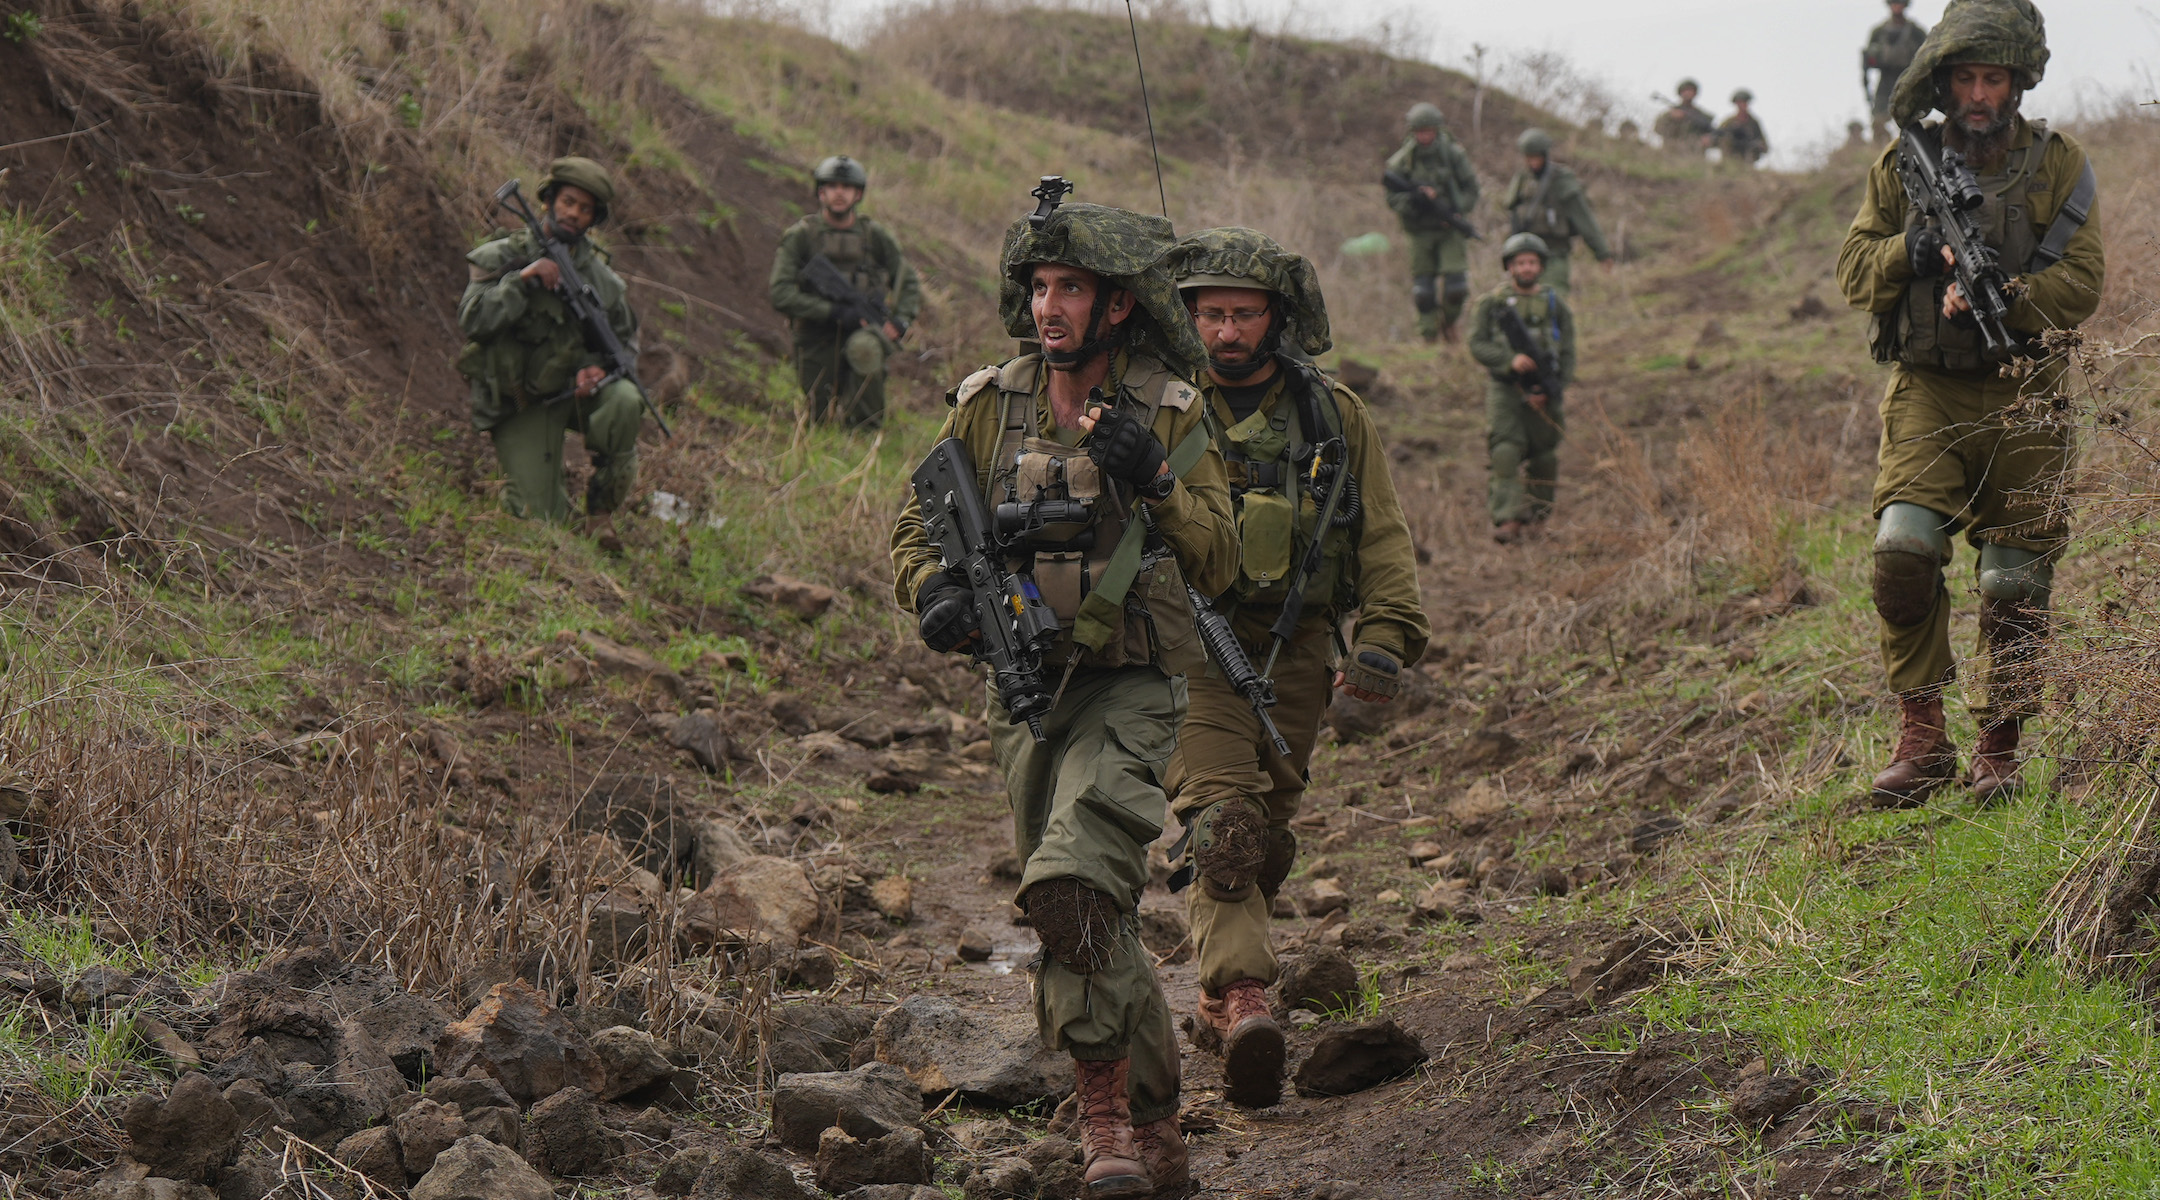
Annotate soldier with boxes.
[1161,228,1428,1108]
[1383,102,1480,343]
[1836,0,2103,805]
[1864,0,1932,143]
[891,196,1236,1198]
[456,156,645,541]
[1718,90,1770,165]
[1467,233,1575,544]
[1653,78,1716,152]
[1498,129,1616,296]
[768,155,923,430]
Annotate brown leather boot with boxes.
[1197,979,1284,1108]
[1968,719,2022,805]
[1869,693,1958,807]
[1073,1058,1150,1198]
[1132,1115,1191,1198]
[1493,520,1526,545]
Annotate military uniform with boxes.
[1864,8,1931,141]
[1467,236,1576,531]
[1499,130,1615,296]
[768,157,924,430]
[1718,92,1770,165]
[1158,227,1428,1108]
[1653,80,1716,152]
[892,200,1235,1196]
[1385,104,1480,341]
[456,158,643,523]
[1835,0,2105,804]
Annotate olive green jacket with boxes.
[1836,117,2105,339]
[1384,135,1479,233]
[1198,370,1428,666]
[891,352,1239,617]
[457,229,638,432]
[1718,115,1769,163]
[1499,164,1614,261]
[768,214,923,335]
[1468,284,1576,385]
[1864,17,1929,73]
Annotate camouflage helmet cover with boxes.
[1676,77,1701,94]
[813,155,870,189]
[1517,127,1554,155]
[1500,232,1551,264]
[538,156,616,222]
[1731,88,1754,103]
[1165,226,1333,357]
[998,202,1207,380]
[1891,0,2050,124]
[1405,102,1446,131]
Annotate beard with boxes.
[1943,88,2020,166]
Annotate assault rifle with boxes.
[1893,124,2018,357]
[799,253,891,336]
[1381,170,1482,241]
[493,180,672,438]
[1187,585,1290,756]
[911,438,1062,743]
[1496,303,1565,405]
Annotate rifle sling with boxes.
[2032,159,2097,271]
[1070,423,1212,653]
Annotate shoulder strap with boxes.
[1069,421,1211,653]
[2033,156,2097,271]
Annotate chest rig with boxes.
[813,221,890,300]
[1214,362,1356,619]
[981,354,1199,671]
[1510,171,1569,244]
[1884,124,2054,372]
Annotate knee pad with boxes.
[1977,543,2054,607]
[1411,276,1439,313]
[1189,798,1266,901]
[1257,826,1297,900]
[1872,503,1951,627]
[843,327,886,376]
[1023,878,1123,974]
[1441,272,1470,305]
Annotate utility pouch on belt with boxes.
[1236,491,1295,592]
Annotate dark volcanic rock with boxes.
[524,1086,617,1176]
[669,712,732,774]
[573,774,696,880]
[1275,948,1361,1015]
[410,1135,553,1200]
[691,1146,815,1200]
[124,1072,241,1182]
[1291,1018,1428,1097]
[770,1061,922,1154]
[1729,1073,1814,1129]
[433,980,606,1106]
[814,1126,933,1192]
[872,996,1070,1108]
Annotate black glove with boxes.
[1086,405,1168,488]
[1907,228,1949,279]
[1339,645,1402,701]
[915,571,979,655]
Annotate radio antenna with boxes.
[1125,0,1169,219]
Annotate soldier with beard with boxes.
[1837,0,2104,806]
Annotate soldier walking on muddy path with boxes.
[1836,0,2103,806]
[1653,78,1716,154]
[769,154,923,430]
[1468,233,1575,545]
[1383,102,1480,344]
[1865,0,1931,143]
[892,193,1237,1199]
[1717,90,1770,165]
[1499,129,1616,297]
[1160,228,1428,1108]
[456,157,645,542]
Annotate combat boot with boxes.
[1493,520,1525,545]
[1968,719,2022,805]
[1132,1115,1191,1198]
[1072,1058,1150,1199]
[1196,980,1284,1108]
[1869,692,1958,807]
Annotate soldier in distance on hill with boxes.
[1653,78,1716,153]
[768,154,923,430]
[1837,0,2104,807]
[1498,128,1616,296]
[1467,233,1575,545]
[891,192,1237,1199]
[1384,102,1480,344]
[1160,227,1428,1108]
[1718,89,1770,165]
[456,156,645,544]
[1865,0,1932,143]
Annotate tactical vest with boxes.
[1212,361,1356,620]
[810,220,891,303]
[1499,288,1565,367]
[456,230,621,408]
[956,352,1202,673]
[1881,124,2053,372]
[1509,170,1571,246]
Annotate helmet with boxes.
[998,201,1205,379]
[1676,77,1701,94]
[1167,227,1332,358]
[1517,128,1554,156]
[537,156,615,224]
[1405,102,1446,132]
[1891,0,2050,124]
[813,155,869,189]
[1500,232,1551,265]
[1731,88,1754,103]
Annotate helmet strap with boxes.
[1207,310,1283,380]
[1042,284,1126,370]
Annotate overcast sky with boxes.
[800,0,2160,169]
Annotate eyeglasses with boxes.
[1192,308,1271,328]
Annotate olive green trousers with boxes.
[1487,380,1566,525]
[989,666,1183,1126]
[486,378,642,522]
[794,326,892,430]
[1407,230,1471,337]
[1164,620,1334,994]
